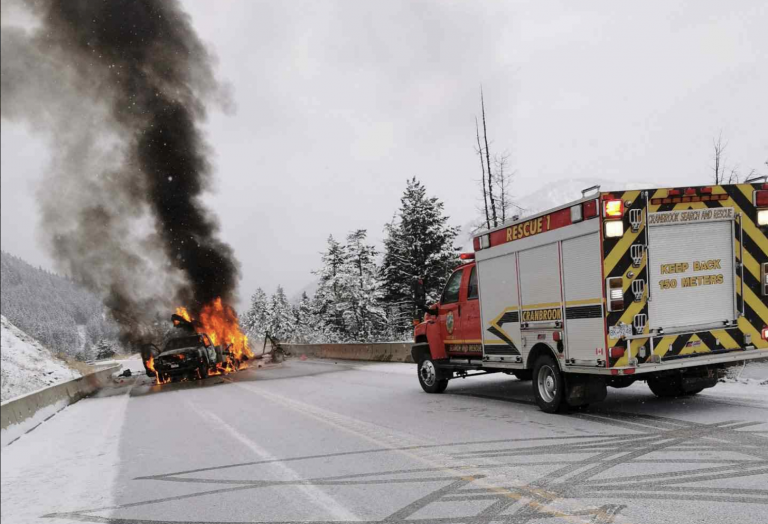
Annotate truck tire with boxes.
[512,370,533,381]
[417,358,448,394]
[533,354,566,413]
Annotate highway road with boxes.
[2,358,768,524]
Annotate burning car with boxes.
[153,333,235,383]
[144,303,253,384]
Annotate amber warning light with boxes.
[604,199,624,218]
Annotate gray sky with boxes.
[2,0,767,309]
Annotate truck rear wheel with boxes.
[417,358,448,394]
[647,377,684,398]
[533,354,566,413]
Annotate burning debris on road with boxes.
[143,299,255,385]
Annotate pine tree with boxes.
[93,338,116,360]
[312,235,349,340]
[267,286,295,342]
[293,291,317,343]
[342,230,387,342]
[381,178,460,335]
[242,288,270,340]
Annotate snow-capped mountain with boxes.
[514,178,656,218]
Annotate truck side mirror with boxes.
[412,278,438,316]
[412,278,427,308]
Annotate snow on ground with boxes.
[0,315,82,402]
[0,393,129,524]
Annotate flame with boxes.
[197,298,254,361]
[175,307,192,323]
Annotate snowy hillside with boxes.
[1,315,82,402]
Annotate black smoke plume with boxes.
[1,0,239,341]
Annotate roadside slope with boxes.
[0,315,82,402]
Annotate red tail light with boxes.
[553,331,562,342]
[754,190,768,208]
[762,327,768,341]
[604,200,624,218]
[609,347,625,358]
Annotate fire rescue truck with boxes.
[412,182,768,412]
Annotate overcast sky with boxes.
[2,0,767,308]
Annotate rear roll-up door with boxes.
[647,208,736,332]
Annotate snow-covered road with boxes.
[2,358,767,524]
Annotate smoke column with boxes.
[1,0,239,339]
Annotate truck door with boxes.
[463,265,482,347]
[438,269,463,349]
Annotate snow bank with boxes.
[1,315,82,402]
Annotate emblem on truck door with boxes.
[446,311,455,334]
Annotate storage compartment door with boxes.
[518,243,563,324]
[478,254,521,359]
[562,233,605,363]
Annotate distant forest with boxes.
[0,251,121,359]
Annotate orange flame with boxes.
[196,298,254,361]
[175,307,192,323]
[144,356,170,385]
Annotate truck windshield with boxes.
[164,336,202,351]
[442,270,463,304]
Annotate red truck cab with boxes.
[414,261,483,361]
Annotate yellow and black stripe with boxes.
[602,184,768,367]
[485,308,521,355]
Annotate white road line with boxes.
[185,399,360,522]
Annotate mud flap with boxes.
[565,374,607,407]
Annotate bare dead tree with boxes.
[475,117,491,229]
[712,133,741,184]
[494,153,514,223]
[712,133,725,184]
[480,87,498,227]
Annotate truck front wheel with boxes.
[533,354,566,413]
[418,358,448,394]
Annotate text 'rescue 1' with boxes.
[488,207,573,248]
